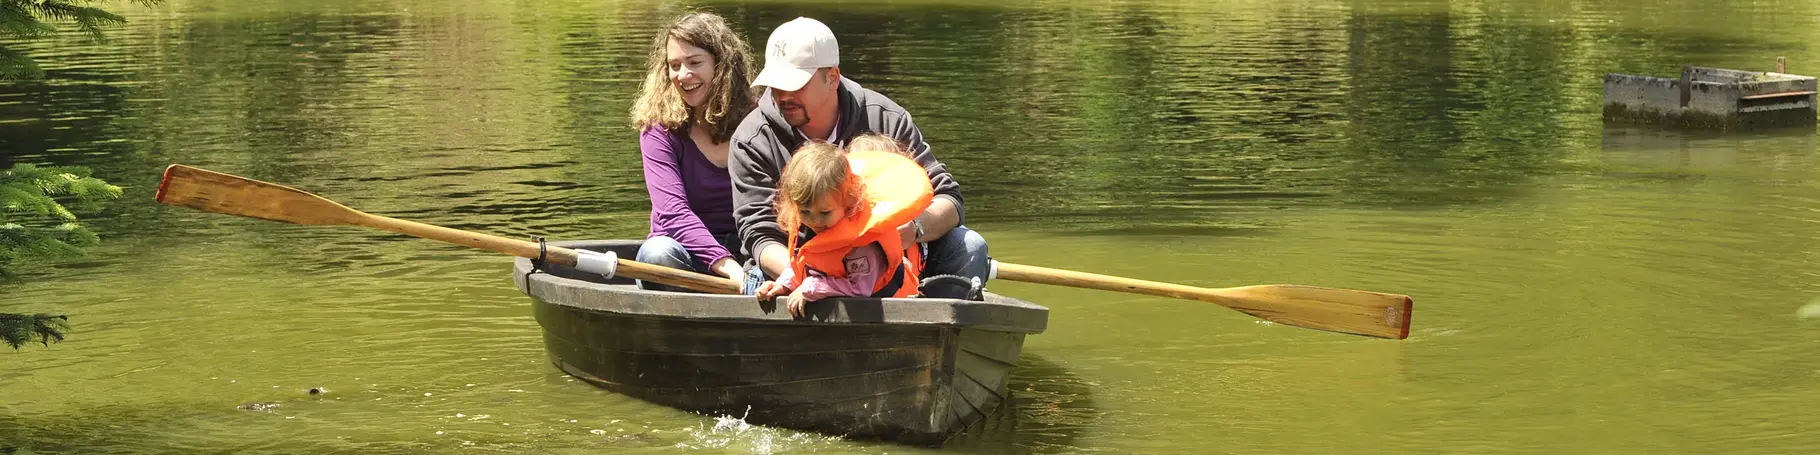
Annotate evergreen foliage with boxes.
[0,164,122,349]
[0,313,69,349]
[2,1,150,348]
[0,163,121,272]
[0,0,160,80]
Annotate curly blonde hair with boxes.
[778,142,866,233]
[847,133,908,156]
[628,12,756,143]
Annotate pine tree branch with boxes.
[0,44,44,80]
[0,163,120,271]
[0,2,57,40]
[22,1,126,41]
[0,224,85,262]
[0,0,162,79]
[0,313,69,349]
[0,185,52,217]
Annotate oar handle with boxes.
[355,214,742,295]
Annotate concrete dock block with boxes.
[1603,64,1816,130]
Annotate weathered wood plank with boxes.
[1740,90,1817,100]
[536,304,950,355]
[946,369,1011,435]
[544,346,939,389]
[958,330,1025,367]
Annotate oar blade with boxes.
[155,164,358,226]
[1219,285,1413,339]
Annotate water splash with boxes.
[672,407,842,454]
[1798,298,1820,319]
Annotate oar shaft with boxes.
[615,258,745,295]
[355,214,742,295]
[994,261,1231,303]
[356,214,574,264]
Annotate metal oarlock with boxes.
[528,235,549,274]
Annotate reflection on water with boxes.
[1600,125,1819,175]
[4,0,1820,453]
[942,354,1099,454]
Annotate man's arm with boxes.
[912,198,960,243]
[755,239,789,279]
[889,111,963,241]
[729,134,790,278]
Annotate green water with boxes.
[4,0,1820,453]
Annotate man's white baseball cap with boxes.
[752,17,839,92]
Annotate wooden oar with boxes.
[153,164,1412,339]
[992,262,1412,340]
[153,164,741,295]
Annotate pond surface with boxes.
[3,0,1819,453]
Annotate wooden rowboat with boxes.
[148,164,1404,446]
[511,240,1050,446]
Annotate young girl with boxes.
[846,133,906,156]
[753,140,932,317]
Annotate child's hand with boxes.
[754,281,790,301]
[786,288,810,318]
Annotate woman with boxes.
[628,12,757,290]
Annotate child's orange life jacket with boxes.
[784,149,934,298]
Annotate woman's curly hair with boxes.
[629,12,756,143]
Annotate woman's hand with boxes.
[710,257,743,281]
[785,288,810,318]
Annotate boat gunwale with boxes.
[514,240,1049,334]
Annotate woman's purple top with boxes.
[640,126,735,267]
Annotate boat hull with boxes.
[513,240,1048,446]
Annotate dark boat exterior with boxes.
[511,240,1049,446]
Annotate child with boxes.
[753,140,933,317]
[847,133,907,157]
[844,133,925,271]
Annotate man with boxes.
[729,16,989,298]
